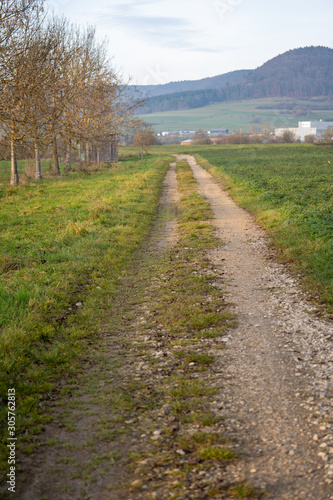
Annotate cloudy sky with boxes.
[48,0,333,85]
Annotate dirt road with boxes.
[9,155,333,499]
[180,154,333,498]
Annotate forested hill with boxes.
[238,46,333,99]
[134,70,250,98]
[138,46,333,114]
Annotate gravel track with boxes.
[179,154,333,499]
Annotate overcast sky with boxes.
[48,0,333,85]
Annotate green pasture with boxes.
[0,154,170,476]
[191,144,333,311]
[138,98,333,133]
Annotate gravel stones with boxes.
[183,154,333,499]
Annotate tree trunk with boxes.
[110,134,118,162]
[85,142,90,163]
[10,137,19,186]
[52,136,60,175]
[65,138,71,171]
[35,142,42,180]
[97,146,100,163]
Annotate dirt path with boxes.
[157,161,180,250]
[7,156,333,499]
[179,154,333,499]
[13,160,236,500]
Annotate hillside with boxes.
[234,46,333,99]
[138,46,333,114]
[139,97,333,134]
[134,70,250,98]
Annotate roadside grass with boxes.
[193,144,333,314]
[173,350,215,365]
[0,154,171,478]
[176,431,236,458]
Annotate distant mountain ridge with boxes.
[134,70,251,98]
[137,46,333,114]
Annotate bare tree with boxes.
[19,16,71,179]
[193,129,211,145]
[320,126,333,143]
[59,26,139,166]
[0,0,43,44]
[304,134,316,144]
[0,1,47,184]
[132,121,157,159]
[40,16,78,175]
[0,9,141,183]
[282,130,297,143]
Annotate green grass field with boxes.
[0,155,170,475]
[138,97,333,133]
[191,144,333,311]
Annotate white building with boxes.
[275,121,333,142]
[207,128,228,135]
[161,130,196,137]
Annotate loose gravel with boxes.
[180,154,333,499]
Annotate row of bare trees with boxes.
[0,0,138,185]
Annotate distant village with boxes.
[156,129,228,145]
[154,121,333,145]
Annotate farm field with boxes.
[190,143,333,311]
[0,155,170,475]
[138,97,333,133]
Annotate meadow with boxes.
[189,144,333,312]
[0,155,170,474]
[138,97,333,133]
